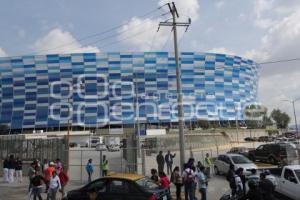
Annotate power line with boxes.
[258,57,300,65]
[28,7,168,55]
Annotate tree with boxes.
[271,109,291,129]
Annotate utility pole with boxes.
[292,101,299,138]
[158,2,191,169]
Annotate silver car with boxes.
[214,153,257,176]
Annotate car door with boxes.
[280,169,300,199]
[222,155,232,173]
[74,179,107,200]
[254,145,264,160]
[105,179,128,200]
[216,155,225,173]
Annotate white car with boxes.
[96,143,107,151]
[214,153,257,176]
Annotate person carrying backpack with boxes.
[182,164,195,200]
[234,168,244,199]
[226,164,236,195]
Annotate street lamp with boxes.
[282,97,300,138]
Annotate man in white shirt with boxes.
[47,171,61,200]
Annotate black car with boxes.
[64,173,169,200]
[248,143,298,164]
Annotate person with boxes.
[226,164,236,195]
[203,153,212,178]
[259,172,275,200]
[171,166,183,200]
[55,158,63,174]
[156,151,165,173]
[58,168,69,199]
[7,154,16,183]
[165,150,176,175]
[187,158,195,169]
[196,166,208,200]
[191,166,197,200]
[86,159,93,183]
[47,171,61,200]
[15,157,23,183]
[243,180,263,200]
[42,159,49,172]
[101,155,109,177]
[196,161,203,172]
[151,168,160,184]
[28,162,36,194]
[247,169,260,185]
[3,157,9,183]
[88,188,98,200]
[159,171,171,199]
[264,170,277,187]
[44,161,56,192]
[234,168,244,199]
[182,163,194,200]
[31,167,46,200]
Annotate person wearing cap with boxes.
[44,161,55,192]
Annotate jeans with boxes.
[16,170,22,183]
[166,164,172,175]
[47,188,58,200]
[32,187,43,200]
[184,184,193,200]
[3,168,9,182]
[8,169,14,183]
[199,188,207,200]
[102,170,108,177]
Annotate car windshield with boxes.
[231,156,252,164]
[294,170,300,181]
[135,177,159,190]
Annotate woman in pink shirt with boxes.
[159,171,171,199]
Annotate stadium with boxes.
[0,52,259,133]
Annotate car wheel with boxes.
[269,156,277,165]
[214,166,220,175]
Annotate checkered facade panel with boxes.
[0,52,259,130]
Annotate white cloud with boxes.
[32,28,100,54]
[215,1,225,9]
[208,47,235,56]
[0,47,7,57]
[253,0,275,28]
[118,0,199,51]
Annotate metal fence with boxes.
[0,135,67,175]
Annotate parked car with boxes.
[268,165,300,200]
[64,173,169,200]
[107,144,120,152]
[244,137,256,142]
[214,153,257,176]
[227,147,252,157]
[248,143,298,164]
[96,143,107,151]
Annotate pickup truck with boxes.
[269,165,300,200]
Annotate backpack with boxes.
[185,169,194,184]
[170,172,175,183]
[31,175,42,187]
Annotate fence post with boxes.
[80,150,83,183]
[141,149,146,175]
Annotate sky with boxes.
[0,0,300,125]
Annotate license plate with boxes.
[162,195,167,200]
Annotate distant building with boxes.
[0,52,259,133]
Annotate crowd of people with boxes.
[155,150,212,200]
[154,150,276,200]
[225,165,276,200]
[2,155,69,200]
[2,154,23,183]
[27,158,69,200]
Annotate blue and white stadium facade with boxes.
[0,52,259,131]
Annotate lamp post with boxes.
[282,97,300,138]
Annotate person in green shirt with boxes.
[203,153,212,178]
[101,155,109,177]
